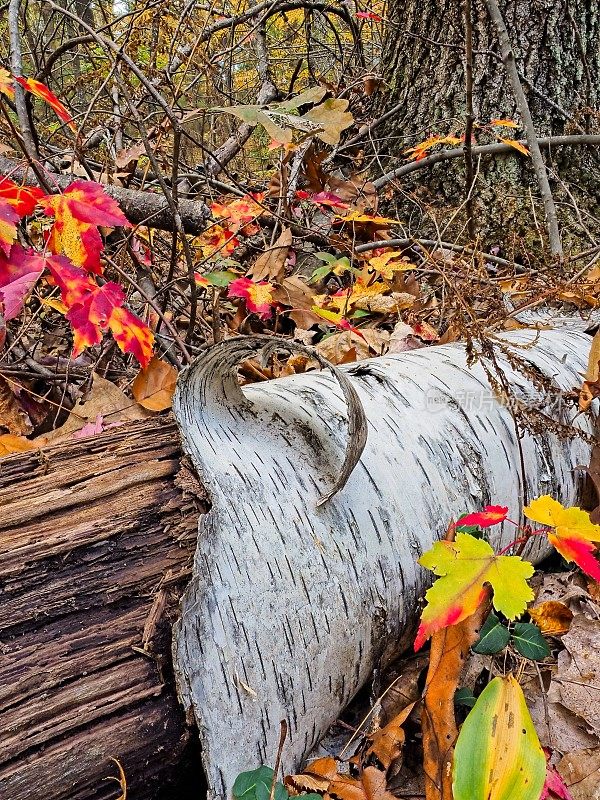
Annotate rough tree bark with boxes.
[0,418,204,800]
[377,0,600,246]
[173,329,594,799]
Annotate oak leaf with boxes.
[304,98,354,145]
[250,227,292,282]
[414,532,534,650]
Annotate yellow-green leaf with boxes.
[453,674,545,800]
[414,533,534,650]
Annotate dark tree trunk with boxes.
[378,0,600,250]
[0,417,204,800]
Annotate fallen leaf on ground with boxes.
[365,702,416,771]
[529,601,573,636]
[132,356,178,411]
[250,227,293,282]
[40,372,149,444]
[0,374,31,434]
[551,614,600,738]
[557,748,600,800]
[0,433,36,456]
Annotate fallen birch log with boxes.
[173,329,594,799]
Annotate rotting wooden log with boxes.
[173,329,595,799]
[0,416,204,800]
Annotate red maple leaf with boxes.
[228,277,274,319]
[45,254,153,366]
[0,244,45,319]
[0,176,45,217]
[457,505,509,528]
[15,76,77,131]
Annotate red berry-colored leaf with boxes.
[0,176,45,217]
[15,76,77,131]
[0,244,44,319]
[457,505,509,528]
[228,277,274,319]
[0,200,19,256]
[108,306,154,368]
[356,11,382,21]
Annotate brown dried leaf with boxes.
[285,757,338,795]
[0,374,31,434]
[132,356,178,411]
[272,275,322,328]
[304,99,354,145]
[0,433,36,456]
[328,766,397,800]
[364,702,416,771]
[579,329,600,411]
[250,228,293,282]
[528,600,573,636]
[557,748,600,799]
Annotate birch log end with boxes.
[173,330,594,799]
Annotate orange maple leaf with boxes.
[211,193,265,235]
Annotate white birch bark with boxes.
[173,329,594,799]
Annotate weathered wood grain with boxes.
[0,416,203,800]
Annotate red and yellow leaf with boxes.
[0,176,45,217]
[15,76,77,131]
[457,505,509,528]
[0,68,15,101]
[39,181,131,273]
[228,277,274,318]
[524,496,600,581]
[194,224,240,259]
[0,199,19,256]
[108,306,154,368]
[414,532,534,650]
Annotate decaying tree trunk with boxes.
[0,417,204,800]
[173,329,594,799]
